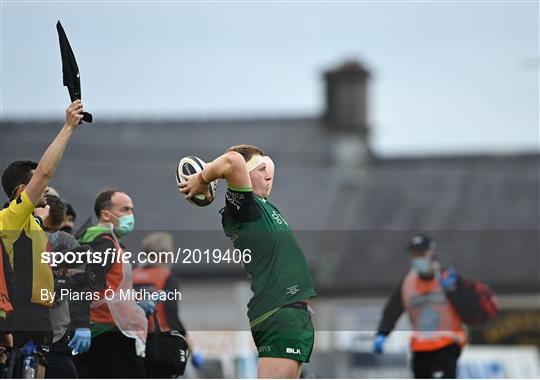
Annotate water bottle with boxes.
[21,355,36,379]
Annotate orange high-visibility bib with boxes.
[401,270,466,352]
[0,240,13,316]
[132,266,172,332]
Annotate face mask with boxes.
[411,257,432,275]
[60,225,73,234]
[114,214,135,237]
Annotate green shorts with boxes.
[251,305,315,363]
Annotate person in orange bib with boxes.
[373,235,466,379]
[132,232,202,378]
[133,233,186,336]
[74,189,148,378]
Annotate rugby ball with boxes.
[176,156,217,207]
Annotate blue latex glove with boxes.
[137,299,156,316]
[373,334,386,354]
[440,268,458,291]
[191,351,204,368]
[21,340,37,355]
[68,328,91,354]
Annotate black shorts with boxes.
[10,302,52,369]
[10,302,52,336]
[12,331,52,349]
[76,330,146,378]
[412,343,461,379]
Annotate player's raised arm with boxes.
[24,100,84,205]
[179,151,251,199]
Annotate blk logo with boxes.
[286,347,301,355]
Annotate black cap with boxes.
[408,235,436,252]
[65,202,76,219]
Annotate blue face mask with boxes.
[113,214,135,237]
[411,257,432,275]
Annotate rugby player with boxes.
[179,145,316,379]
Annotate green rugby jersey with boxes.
[220,191,316,323]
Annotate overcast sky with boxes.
[1,1,538,156]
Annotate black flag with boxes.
[57,21,92,123]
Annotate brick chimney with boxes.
[323,59,372,166]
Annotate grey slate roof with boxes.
[313,154,539,295]
[1,119,538,295]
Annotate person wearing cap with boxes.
[61,202,77,234]
[45,187,79,235]
[373,235,465,379]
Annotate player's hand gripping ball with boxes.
[176,156,217,207]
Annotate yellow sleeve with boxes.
[0,191,35,235]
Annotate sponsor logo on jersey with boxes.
[410,290,446,307]
[225,191,243,210]
[286,285,300,295]
[286,347,301,355]
[271,210,288,225]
